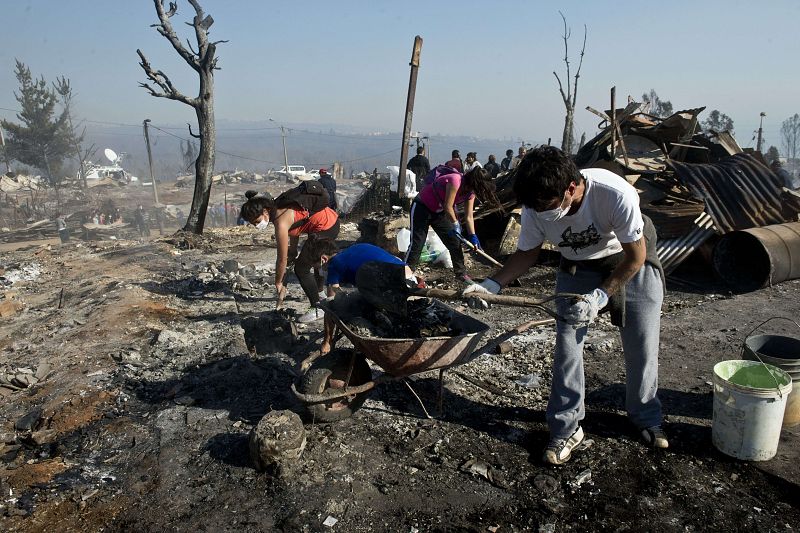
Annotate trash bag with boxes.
[386,166,417,198]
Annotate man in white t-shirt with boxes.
[464,146,667,465]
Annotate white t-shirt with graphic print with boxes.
[517,168,644,260]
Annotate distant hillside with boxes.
[81,120,546,181]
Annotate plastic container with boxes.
[744,334,800,428]
[712,360,792,461]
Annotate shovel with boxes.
[453,232,504,268]
[354,261,579,320]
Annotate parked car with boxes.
[277,165,307,178]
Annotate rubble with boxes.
[249,410,307,474]
[340,298,460,339]
[0,221,797,531]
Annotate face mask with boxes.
[534,192,570,222]
[535,206,569,223]
[255,219,269,231]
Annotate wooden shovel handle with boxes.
[418,289,583,307]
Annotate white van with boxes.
[277,165,307,177]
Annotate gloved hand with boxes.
[467,233,482,250]
[462,278,501,310]
[448,221,462,238]
[563,288,609,325]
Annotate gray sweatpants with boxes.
[547,263,664,439]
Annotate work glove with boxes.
[462,278,501,310]
[447,221,462,239]
[467,233,482,250]
[563,288,609,326]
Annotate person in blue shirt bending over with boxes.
[305,239,420,354]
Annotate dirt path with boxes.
[0,231,798,532]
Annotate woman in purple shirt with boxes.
[405,165,501,283]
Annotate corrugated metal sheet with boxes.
[657,212,716,274]
[667,153,791,233]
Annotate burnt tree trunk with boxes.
[561,107,574,156]
[553,12,586,156]
[186,70,216,233]
[137,0,226,234]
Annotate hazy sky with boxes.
[1,0,798,149]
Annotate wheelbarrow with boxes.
[291,294,557,422]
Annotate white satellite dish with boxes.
[104,148,119,164]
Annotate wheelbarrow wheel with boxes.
[299,349,372,422]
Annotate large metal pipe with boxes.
[713,222,800,291]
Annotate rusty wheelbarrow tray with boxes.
[325,299,491,377]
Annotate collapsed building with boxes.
[470,101,800,291]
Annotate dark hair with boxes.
[306,237,338,263]
[451,149,460,158]
[416,146,424,155]
[488,154,496,162]
[506,149,513,156]
[239,196,275,222]
[463,167,503,213]
[512,146,583,209]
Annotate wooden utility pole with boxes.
[143,119,160,205]
[397,35,423,201]
[757,112,766,153]
[610,86,616,160]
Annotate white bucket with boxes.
[712,360,792,461]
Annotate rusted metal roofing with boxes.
[667,153,793,234]
[656,212,716,274]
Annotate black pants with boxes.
[294,218,341,306]
[404,199,465,276]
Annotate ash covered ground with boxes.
[0,226,798,532]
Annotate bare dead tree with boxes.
[137,0,226,234]
[553,12,587,155]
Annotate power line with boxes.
[147,124,282,165]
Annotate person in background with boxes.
[407,146,431,192]
[317,168,337,211]
[464,145,667,465]
[55,214,69,243]
[155,206,165,235]
[510,146,527,170]
[405,165,501,283]
[463,152,482,173]
[501,149,514,172]
[239,189,340,323]
[445,149,463,172]
[484,154,500,178]
[134,205,150,237]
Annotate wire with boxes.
[147,124,282,165]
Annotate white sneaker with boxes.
[641,425,669,449]
[297,308,323,323]
[543,426,586,465]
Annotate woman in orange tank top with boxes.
[240,192,339,322]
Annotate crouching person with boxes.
[306,240,419,355]
[464,146,667,465]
